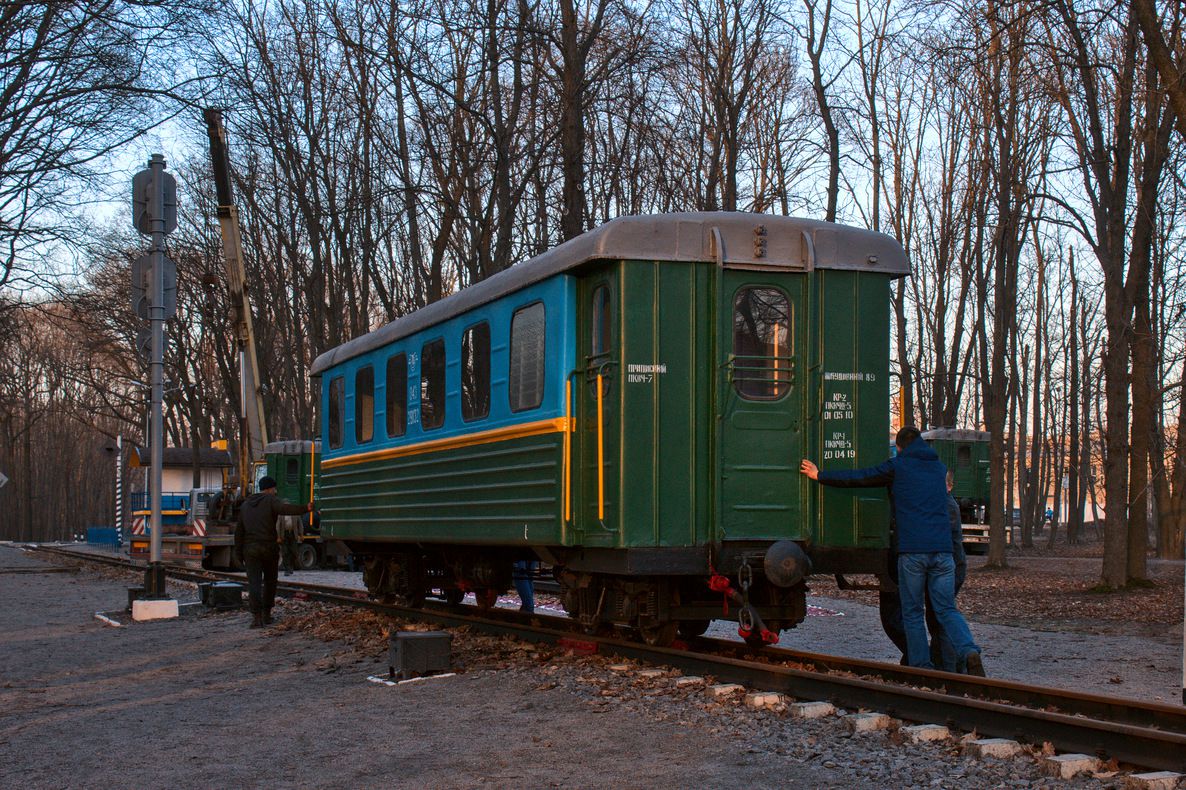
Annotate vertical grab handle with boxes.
[564,379,572,523]
[308,441,315,527]
[596,373,605,521]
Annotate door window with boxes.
[732,287,791,400]
[386,353,407,437]
[420,339,446,429]
[591,284,611,357]
[355,365,374,443]
[462,322,491,421]
[328,376,344,448]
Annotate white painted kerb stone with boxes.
[132,598,179,621]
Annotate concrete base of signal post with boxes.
[131,598,178,621]
[133,561,177,621]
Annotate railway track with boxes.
[36,545,1186,772]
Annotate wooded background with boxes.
[1,0,1184,590]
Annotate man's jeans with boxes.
[512,560,536,613]
[897,552,978,669]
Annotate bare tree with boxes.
[0,1,208,295]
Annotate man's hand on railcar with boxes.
[799,459,819,480]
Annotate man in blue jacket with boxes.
[800,426,984,675]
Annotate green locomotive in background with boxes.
[310,213,909,646]
[920,428,999,553]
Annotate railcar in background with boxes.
[920,428,1003,554]
[310,212,909,646]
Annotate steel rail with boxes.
[37,545,1186,771]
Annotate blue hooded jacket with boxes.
[818,437,952,554]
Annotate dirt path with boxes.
[0,545,826,789]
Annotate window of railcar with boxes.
[328,376,344,449]
[957,445,971,467]
[355,365,375,443]
[509,302,546,412]
[385,353,407,437]
[462,321,491,422]
[732,287,791,400]
[285,458,299,485]
[591,284,611,357]
[420,338,446,429]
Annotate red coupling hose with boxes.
[708,574,734,615]
[761,629,779,645]
[708,574,732,593]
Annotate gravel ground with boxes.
[0,545,1159,789]
[53,542,1186,703]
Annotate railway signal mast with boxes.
[130,155,178,607]
[203,108,268,494]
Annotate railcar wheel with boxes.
[639,622,678,647]
[677,619,711,639]
[474,588,499,610]
[297,544,318,570]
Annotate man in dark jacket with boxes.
[234,476,314,628]
[800,426,984,674]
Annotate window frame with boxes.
[731,285,792,402]
[509,301,547,413]
[355,364,375,444]
[385,352,407,438]
[420,337,447,430]
[327,375,345,449]
[461,320,491,422]
[591,283,612,357]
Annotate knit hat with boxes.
[258,476,278,491]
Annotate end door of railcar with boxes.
[717,269,806,542]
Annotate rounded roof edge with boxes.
[311,212,909,377]
[264,440,318,454]
[921,428,991,442]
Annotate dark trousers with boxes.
[280,531,298,573]
[244,543,279,614]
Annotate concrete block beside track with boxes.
[901,724,950,743]
[845,712,892,733]
[789,701,835,719]
[744,692,783,709]
[967,738,1022,759]
[706,683,746,699]
[1124,771,1184,790]
[1040,753,1099,779]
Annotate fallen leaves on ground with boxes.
[811,552,1183,627]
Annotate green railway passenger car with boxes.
[921,428,991,521]
[310,213,909,646]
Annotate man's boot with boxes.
[250,611,263,629]
[264,608,274,625]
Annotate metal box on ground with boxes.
[388,631,452,680]
[199,581,244,610]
